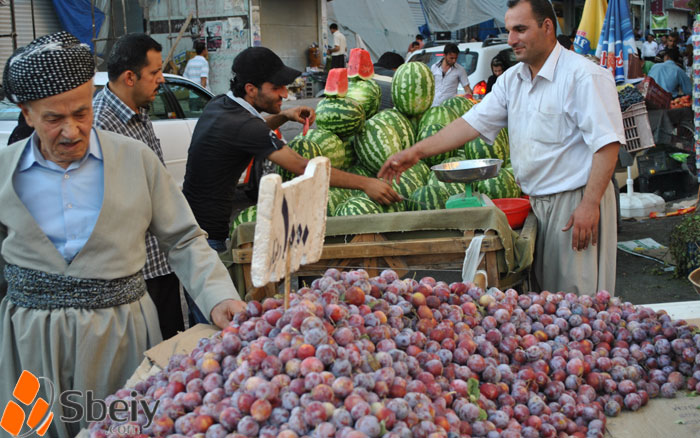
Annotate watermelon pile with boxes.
[260,50,519,221]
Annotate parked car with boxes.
[1,72,258,190]
[406,39,516,100]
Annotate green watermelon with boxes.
[407,185,449,211]
[231,205,257,234]
[391,62,435,116]
[335,196,384,216]
[476,168,521,199]
[346,163,373,177]
[342,137,356,168]
[410,160,432,185]
[295,129,347,169]
[372,109,415,149]
[427,171,467,196]
[327,188,353,216]
[494,128,510,164]
[354,191,406,214]
[354,117,403,174]
[408,114,422,137]
[464,137,509,162]
[347,79,381,119]
[418,106,459,133]
[453,147,467,160]
[325,68,349,97]
[315,97,365,139]
[417,123,456,167]
[441,96,474,116]
[277,138,323,181]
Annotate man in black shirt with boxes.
[184,47,401,251]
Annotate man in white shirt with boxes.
[641,34,659,61]
[431,43,472,105]
[328,23,347,68]
[183,41,210,89]
[379,0,625,296]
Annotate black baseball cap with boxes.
[232,46,301,86]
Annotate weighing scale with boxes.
[431,159,503,208]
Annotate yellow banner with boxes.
[574,0,608,54]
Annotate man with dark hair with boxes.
[648,48,691,97]
[667,31,679,51]
[328,23,347,68]
[431,42,472,106]
[183,40,210,89]
[557,34,572,50]
[183,47,400,252]
[93,33,187,338]
[0,31,244,438]
[406,40,421,58]
[641,33,659,61]
[380,0,625,296]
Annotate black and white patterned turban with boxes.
[3,31,95,104]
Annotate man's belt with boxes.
[4,264,147,310]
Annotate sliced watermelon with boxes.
[325,68,349,97]
[347,48,374,80]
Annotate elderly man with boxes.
[0,32,244,438]
[380,0,624,296]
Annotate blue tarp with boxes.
[595,0,636,83]
[51,0,104,51]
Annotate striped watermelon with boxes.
[441,96,474,116]
[427,170,467,196]
[355,191,407,213]
[372,109,416,149]
[476,168,521,199]
[335,196,384,216]
[231,205,257,234]
[346,163,373,177]
[391,62,435,116]
[327,187,353,216]
[408,114,422,137]
[417,123,455,167]
[347,78,381,119]
[410,160,432,185]
[277,138,323,181]
[464,137,509,163]
[418,106,459,133]
[407,185,449,211]
[453,147,467,160]
[295,129,347,169]
[391,168,423,199]
[494,128,510,164]
[354,117,404,174]
[316,97,365,139]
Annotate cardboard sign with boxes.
[251,157,330,287]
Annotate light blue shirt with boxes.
[648,60,692,97]
[13,129,104,262]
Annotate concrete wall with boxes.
[259,0,320,71]
[667,10,691,31]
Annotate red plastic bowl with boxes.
[492,198,531,229]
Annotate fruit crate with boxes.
[229,207,537,301]
[635,76,671,110]
[621,102,655,154]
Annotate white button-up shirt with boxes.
[463,43,625,196]
[641,40,658,58]
[332,31,347,57]
[431,60,470,106]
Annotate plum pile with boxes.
[90,269,700,438]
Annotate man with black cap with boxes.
[183,46,400,252]
[0,31,245,438]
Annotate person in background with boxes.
[659,34,668,53]
[641,33,658,62]
[92,33,187,339]
[373,52,405,110]
[486,56,507,94]
[183,40,210,89]
[557,34,572,50]
[408,34,425,53]
[327,23,347,68]
[667,32,679,51]
[379,0,624,296]
[431,42,472,106]
[406,41,421,58]
[648,48,692,97]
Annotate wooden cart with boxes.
[229,207,536,301]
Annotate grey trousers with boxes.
[530,181,617,296]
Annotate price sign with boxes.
[251,157,330,289]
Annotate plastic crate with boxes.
[621,102,655,153]
[635,76,671,110]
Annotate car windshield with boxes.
[0,99,20,122]
[410,52,479,75]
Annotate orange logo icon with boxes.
[1,370,55,437]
